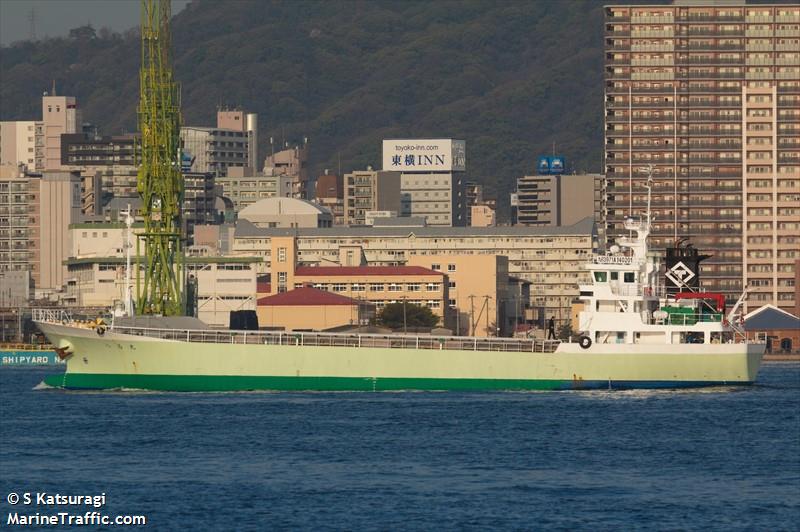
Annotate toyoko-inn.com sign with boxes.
[382,139,466,172]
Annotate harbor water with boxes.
[1,364,798,530]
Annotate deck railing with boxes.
[108,326,562,354]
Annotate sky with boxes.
[0,0,191,46]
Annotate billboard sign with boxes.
[382,139,466,172]
[536,155,565,175]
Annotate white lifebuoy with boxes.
[578,335,592,349]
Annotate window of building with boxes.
[278,247,286,262]
[447,264,456,272]
[332,283,347,292]
[388,283,402,292]
[431,264,441,270]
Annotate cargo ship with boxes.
[34,183,763,392]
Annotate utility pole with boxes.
[402,297,407,334]
[484,295,491,337]
[468,295,476,336]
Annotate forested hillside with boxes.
[0,0,609,213]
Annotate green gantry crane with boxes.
[136,0,185,316]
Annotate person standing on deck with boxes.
[547,317,556,340]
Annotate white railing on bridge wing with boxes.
[109,326,563,354]
[31,308,73,324]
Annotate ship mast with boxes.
[136,0,185,316]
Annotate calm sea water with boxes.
[1,364,798,531]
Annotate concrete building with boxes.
[343,168,402,226]
[31,170,83,293]
[264,145,309,198]
[382,139,468,227]
[265,234,449,325]
[514,173,606,243]
[216,109,258,168]
[63,223,259,327]
[314,171,344,225]
[1,166,82,295]
[0,270,30,307]
[604,2,800,313]
[406,254,525,337]
[61,133,136,167]
[0,165,31,277]
[0,121,37,169]
[470,204,496,227]
[256,287,375,331]
[59,133,138,215]
[181,110,257,177]
[40,94,81,171]
[181,126,250,177]
[233,219,595,329]
[238,197,333,228]
[216,166,293,211]
[1,90,81,173]
[182,171,217,241]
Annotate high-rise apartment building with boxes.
[0,165,31,276]
[604,1,799,313]
[0,121,37,169]
[343,168,401,226]
[1,91,81,173]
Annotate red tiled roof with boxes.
[257,287,368,306]
[295,266,443,277]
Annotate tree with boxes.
[558,322,575,341]
[376,302,439,330]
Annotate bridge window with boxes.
[594,271,608,282]
[624,272,635,283]
[610,271,619,280]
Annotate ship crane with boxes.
[136,0,185,316]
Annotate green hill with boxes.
[0,0,607,214]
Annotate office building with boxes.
[604,1,799,313]
[343,168,401,226]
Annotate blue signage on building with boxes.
[537,157,550,174]
[536,156,566,175]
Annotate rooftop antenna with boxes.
[28,8,37,40]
